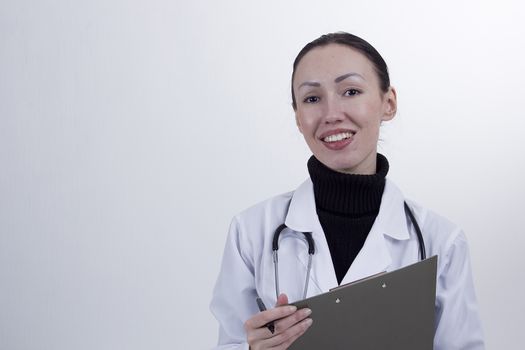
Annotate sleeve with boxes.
[209,216,258,350]
[434,231,485,350]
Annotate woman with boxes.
[210,32,484,350]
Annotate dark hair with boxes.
[291,32,390,110]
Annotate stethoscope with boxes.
[272,202,426,300]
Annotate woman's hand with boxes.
[244,294,312,350]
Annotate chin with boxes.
[319,158,357,173]
[333,164,360,174]
[317,152,373,175]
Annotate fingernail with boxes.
[287,305,297,312]
[305,318,313,326]
[303,308,312,316]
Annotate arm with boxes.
[210,217,311,350]
[434,231,485,350]
[210,216,256,350]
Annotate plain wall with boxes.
[1,0,524,349]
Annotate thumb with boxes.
[275,293,289,307]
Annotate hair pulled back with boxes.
[291,32,390,110]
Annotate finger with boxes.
[273,307,312,334]
[244,305,297,330]
[248,309,311,347]
[261,316,313,349]
[280,318,313,349]
[247,310,312,349]
[246,321,277,345]
[275,293,289,307]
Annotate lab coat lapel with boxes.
[285,179,410,293]
[341,223,392,284]
[341,179,410,285]
[285,180,339,294]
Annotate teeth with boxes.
[323,132,353,143]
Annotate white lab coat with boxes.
[210,178,485,349]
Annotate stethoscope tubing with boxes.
[272,201,426,300]
[403,201,426,261]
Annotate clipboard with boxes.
[289,256,438,350]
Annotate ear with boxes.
[381,87,397,121]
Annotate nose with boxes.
[322,95,344,124]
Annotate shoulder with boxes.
[225,189,297,266]
[401,196,471,273]
[233,190,294,227]
[228,187,299,250]
[385,179,468,258]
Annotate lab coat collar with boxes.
[285,178,410,289]
[284,179,323,233]
[372,178,411,241]
[285,178,409,240]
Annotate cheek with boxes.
[351,101,384,128]
[296,111,319,135]
[361,118,381,136]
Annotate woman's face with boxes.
[293,44,397,174]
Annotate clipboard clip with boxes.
[330,271,387,292]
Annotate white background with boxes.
[1,0,524,349]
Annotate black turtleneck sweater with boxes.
[307,154,389,285]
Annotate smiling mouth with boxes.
[322,132,354,143]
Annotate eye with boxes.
[303,96,320,103]
[344,89,360,96]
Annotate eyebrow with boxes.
[298,81,321,89]
[334,72,365,83]
[298,72,365,89]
